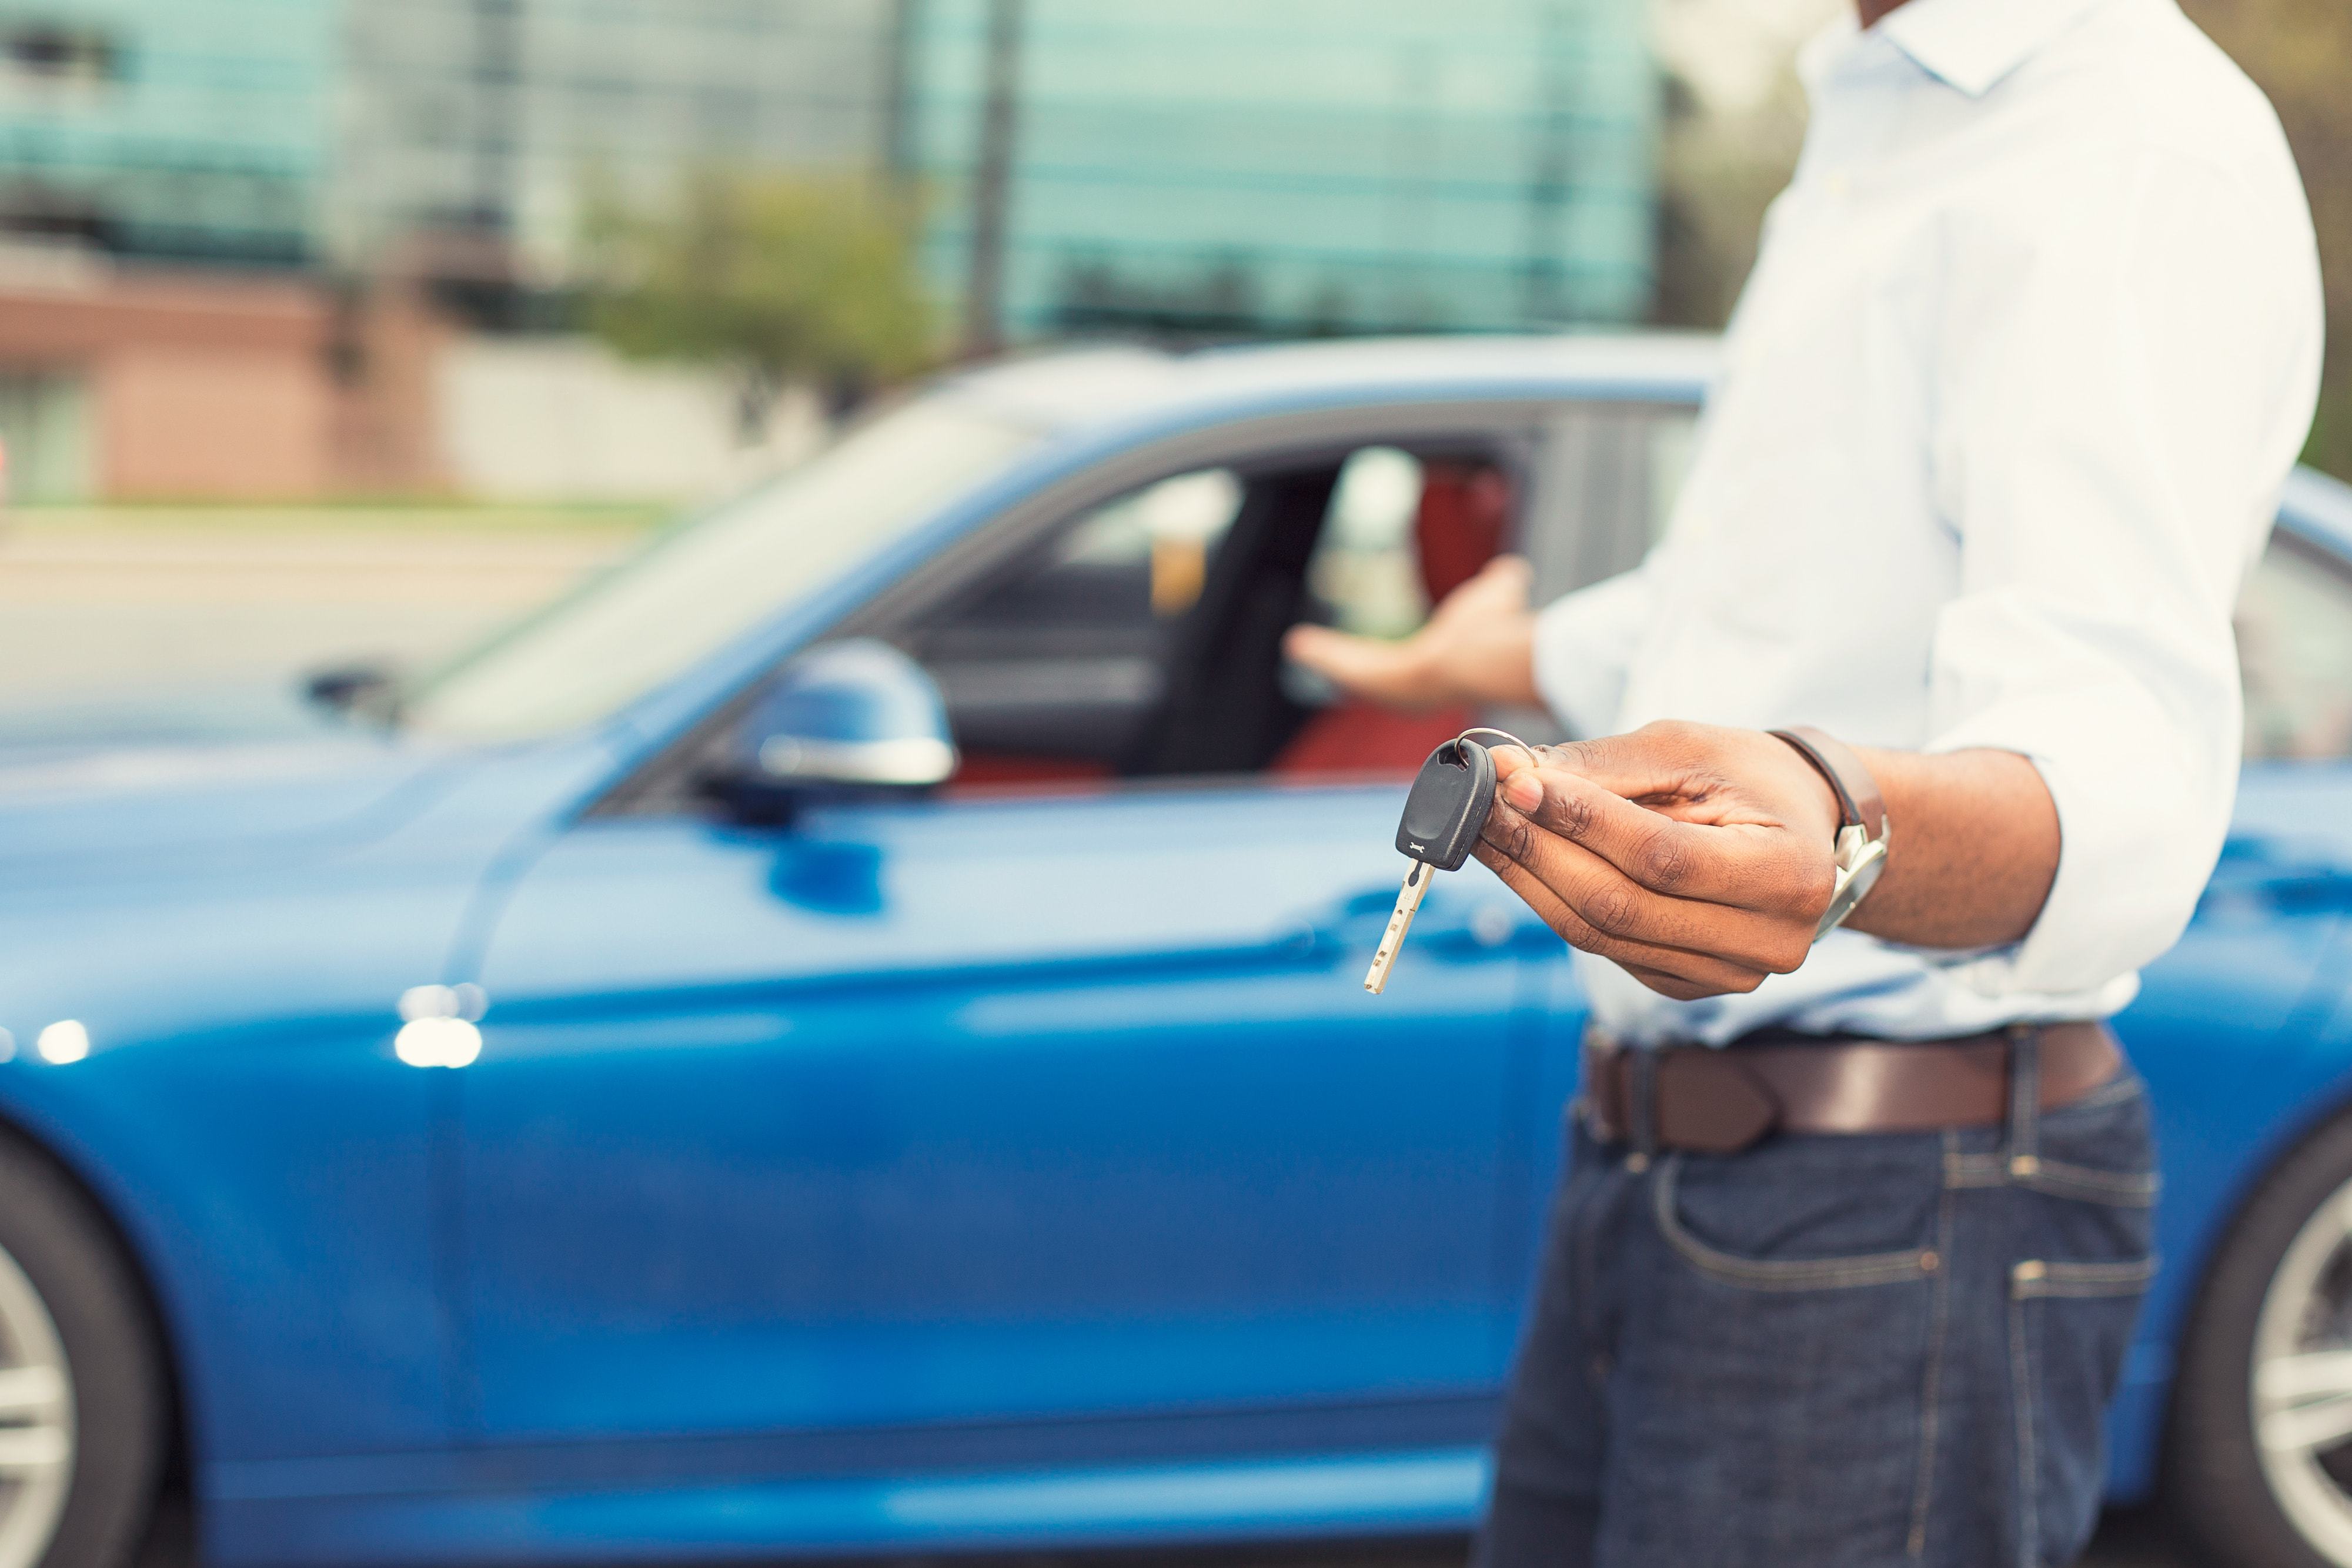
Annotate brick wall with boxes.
[0,256,443,499]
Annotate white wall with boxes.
[436,335,823,502]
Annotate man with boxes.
[1286,0,2323,1563]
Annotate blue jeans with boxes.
[1478,1031,2157,1568]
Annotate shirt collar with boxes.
[1800,0,2111,99]
[1796,10,1863,91]
[1877,0,2112,96]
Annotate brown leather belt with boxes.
[1580,1021,2123,1157]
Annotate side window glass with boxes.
[1277,447,1524,778]
[911,469,1244,783]
[1522,403,1700,608]
[909,441,1529,790]
[1304,447,1429,640]
[2239,532,2352,761]
[1049,469,1244,620]
[1301,448,1519,641]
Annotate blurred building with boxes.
[0,244,446,501]
[329,0,898,302]
[0,0,336,266]
[0,0,898,499]
[0,0,342,499]
[0,0,1659,501]
[905,0,1658,345]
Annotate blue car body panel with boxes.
[0,337,2348,1560]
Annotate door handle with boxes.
[1315,884,1551,956]
[2203,847,2352,918]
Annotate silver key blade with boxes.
[1364,860,1434,994]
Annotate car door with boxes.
[448,412,1581,1461]
[2103,517,2352,1482]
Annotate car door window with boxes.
[1520,402,1700,609]
[1302,447,1441,641]
[907,439,1531,787]
[1272,447,1525,778]
[908,469,1244,783]
[2239,531,2352,761]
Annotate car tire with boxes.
[2173,1106,2352,1568]
[0,1129,165,1568]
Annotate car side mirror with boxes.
[714,641,957,815]
[302,660,398,718]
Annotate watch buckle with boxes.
[1815,833,1891,941]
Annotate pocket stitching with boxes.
[1945,1152,2159,1207]
[2011,1255,2159,1299]
[2046,1074,2144,1118]
[2018,1159,2160,1207]
[1652,1155,1935,1292]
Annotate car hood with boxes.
[0,731,448,889]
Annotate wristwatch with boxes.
[1769,726,1891,941]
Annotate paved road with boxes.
[54,515,2196,1568]
[0,511,640,703]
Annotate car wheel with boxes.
[0,1133,163,1568]
[2173,1108,2352,1568]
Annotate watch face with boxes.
[1813,839,1891,941]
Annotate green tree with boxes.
[583,169,934,419]
[2178,0,2352,480]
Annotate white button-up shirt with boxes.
[1533,0,2324,1046]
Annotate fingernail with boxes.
[1504,773,1542,810]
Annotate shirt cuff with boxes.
[1922,691,2229,999]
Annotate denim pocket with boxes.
[2009,1254,2155,1566]
[1942,1072,2164,1210]
[1654,1131,1944,1292]
[2000,1075,2161,1313]
[1614,1135,1947,1562]
[2015,1074,2162,1208]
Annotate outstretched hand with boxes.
[1283,555,1543,710]
[1476,722,1844,1001]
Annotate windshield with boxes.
[400,396,1042,741]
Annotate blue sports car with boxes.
[5,336,2352,1568]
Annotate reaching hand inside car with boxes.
[1282,554,1542,711]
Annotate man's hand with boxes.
[1283,556,1542,709]
[1475,722,1843,1000]
[1478,721,2065,998]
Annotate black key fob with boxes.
[1394,740,1496,872]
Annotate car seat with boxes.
[1271,461,1512,778]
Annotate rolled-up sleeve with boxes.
[1924,149,2322,995]
[1531,561,1655,739]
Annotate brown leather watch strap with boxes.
[1770,726,1887,839]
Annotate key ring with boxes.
[1452,725,1536,760]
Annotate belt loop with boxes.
[1626,1047,1659,1174]
[2006,1024,2042,1178]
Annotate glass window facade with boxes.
[0,0,335,263]
[0,0,1659,339]
[904,0,1658,342]
[332,0,895,279]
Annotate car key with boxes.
[1364,738,1499,994]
